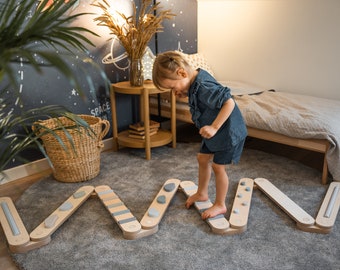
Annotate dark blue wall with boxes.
[0,0,197,168]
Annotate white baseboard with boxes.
[1,138,114,185]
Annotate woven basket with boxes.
[34,115,110,183]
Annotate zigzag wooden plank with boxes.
[229,178,254,231]
[0,197,30,251]
[30,186,94,242]
[4,176,337,254]
[95,185,142,239]
[11,236,52,254]
[254,178,315,226]
[179,180,230,234]
[315,181,340,229]
[140,179,180,230]
[95,185,159,240]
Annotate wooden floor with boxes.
[0,134,324,269]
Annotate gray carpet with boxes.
[10,143,340,270]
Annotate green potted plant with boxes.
[0,0,110,182]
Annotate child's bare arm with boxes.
[199,98,235,139]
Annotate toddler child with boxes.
[152,51,247,219]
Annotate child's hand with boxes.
[199,125,218,139]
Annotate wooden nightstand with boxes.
[110,81,176,160]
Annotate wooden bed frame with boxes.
[247,127,329,185]
[149,95,330,185]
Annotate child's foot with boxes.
[185,192,209,209]
[202,204,227,220]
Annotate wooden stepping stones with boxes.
[95,185,152,240]
[302,181,340,233]
[180,178,254,235]
[0,197,30,252]
[180,180,230,234]
[1,178,339,253]
[95,185,141,234]
[228,178,254,234]
[30,186,94,242]
[254,178,340,233]
[254,178,315,226]
[95,179,180,239]
[315,181,340,229]
[0,186,94,253]
[179,179,253,235]
[140,179,180,229]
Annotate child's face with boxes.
[159,68,191,98]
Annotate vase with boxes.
[129,58,144,86]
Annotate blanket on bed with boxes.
[234,91,340,181]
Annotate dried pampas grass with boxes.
[93,0,175,60]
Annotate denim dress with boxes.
[188,69,247,152]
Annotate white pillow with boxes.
[219,80,266,96]
[179,52,215,76]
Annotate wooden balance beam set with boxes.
[0,186,94,253]
[95,179,181,240]
[255,178,340,234]
[180,178,254,235]
[1,178,340,253]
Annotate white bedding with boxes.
[234,91,340,181]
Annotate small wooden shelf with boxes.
[110,81,176,160]
[117,130,173,148]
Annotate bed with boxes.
[149,76,340,185]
